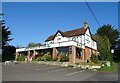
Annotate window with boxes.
[68,37,71,41]
[56,33,61,37]
[72,37,76,41]
[50,41,54,43]
[57,34,60,36]
[86,38,90,44]
[93,41,94,46]
[57,38,61,41]
[76,48,82,59]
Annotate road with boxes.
[2,63,119,81]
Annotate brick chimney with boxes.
[84,21,88,29]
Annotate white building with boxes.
[16,21,98,65]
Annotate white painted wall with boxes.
[54,32,69,43]
[45,28,97,50]
[17,28,97,52]
[84,28,97,50]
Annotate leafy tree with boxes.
[2,45,16,62]
[97,24,120,49]
[113,39,120,62]
[93,24,120,62]
[27,43,36,47]
[99,50,112,61]
[92,34,110,52]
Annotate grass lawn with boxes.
[98,62,116,72]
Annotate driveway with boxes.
[2,63,118,81]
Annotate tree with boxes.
[0,13,16,61]
[0,13,13,46]
[2,45,16,62]
[2,26,13,46]
[99,50,112,61]
[97,24,120,49]
[27,43,36,47]
[92,34,110,52]
[27,43,43,47]
[93,24,120,62]
[113,39,120,62]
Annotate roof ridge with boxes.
[45,27,87,41]
[63,27,84,33]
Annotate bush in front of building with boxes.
[35,57,42,61]
[16,55,25,61]
[60,54,69,62]
[81,62,100,66]
[35,55,52,61]
[42,55,52,61]
[90,54,99,63]
[99,50,112,61]
[52,56,58,61]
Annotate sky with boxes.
[2,2,118,47]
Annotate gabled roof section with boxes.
[53,30,65,39]
[45,27,87,41]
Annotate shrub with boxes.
[45,55,52,61]
[90,54,99,63]
[35,55,52,61]
[99,50,112,61]
[53,56,58,61]
[16,55,25,61]
[35,57,42,61]
[75,63,80,65]
[36,52,52,61]
[81,62,99,66]
[60,54,69,62]
[41,55,52,61]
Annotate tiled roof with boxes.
[45,27,87,41]
[35,43,43,46]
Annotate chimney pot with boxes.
[84,21,88,29]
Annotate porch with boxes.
[16,46,89,65]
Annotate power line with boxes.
[85,0,101,26]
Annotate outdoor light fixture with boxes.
[111,49,114,54]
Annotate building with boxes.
[16,21,98,65]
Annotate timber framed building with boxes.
[16,21,98,65]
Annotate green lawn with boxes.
[98,62,116,72]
